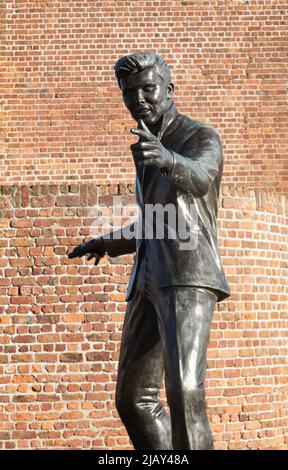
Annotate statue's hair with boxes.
[114,52,171,88]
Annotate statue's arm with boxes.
[102,223,137,257]
[163,126,223,197]
[68,223,136,263]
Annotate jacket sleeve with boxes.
[102,223,137,257]
[163,126,223,197]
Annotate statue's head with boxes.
[114,52,174,127]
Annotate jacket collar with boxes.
[157,102,179,140]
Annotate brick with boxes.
[13,336,35,343]
[31,196,55,208]
[35,413,60,421]
[10,296,34,305]
[11,220,33,229]
[37,334,61,343]
[13,395,34,403]
[61,334,84,342]
[36,395,59,402]
[60,411,83,420]
[86,352,110,362]
[11,354,33,363]
[33,219,57,228]
[13,374,35,384]
[56,196,81,207]
[34,354,58,363]
[60,353,83,363]
[36,238,58,246]
[239,349,255,357]
[11,239,33,247]
[12,413,34,421]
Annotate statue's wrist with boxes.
[98,237,107,256]
[163,151,175,177]
[88,237,106,256]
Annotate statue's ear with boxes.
[167,82,175,99]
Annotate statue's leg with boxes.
[158,286,217,450]
[115,289,172,450]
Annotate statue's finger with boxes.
[138,119,152,134]
[139,140,157,149]
[94,255,101,266]
[139,158,159,167]
[130,128,155,141]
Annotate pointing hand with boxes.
[68,238,106,266]
[130,119,174,171]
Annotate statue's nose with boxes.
[135,89,145,104]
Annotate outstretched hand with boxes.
[68,238,106,266]
[130,119,173,171]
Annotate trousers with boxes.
[115,255,217,450]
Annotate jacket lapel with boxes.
[141,103,180,194]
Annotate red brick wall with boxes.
[1,0,287,192]
[1,0,287,451]
[0,184,287,450]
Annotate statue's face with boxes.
[120,68,174,126]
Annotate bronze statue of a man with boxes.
[69,52,230,450]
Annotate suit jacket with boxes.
[104,103,230,302]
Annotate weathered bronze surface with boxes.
[69,53,230,449]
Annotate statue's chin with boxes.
[142,115,161,126]
[131,111,162,127]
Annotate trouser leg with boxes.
[156,287,217,450]
[115,290,172,450]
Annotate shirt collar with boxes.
[157,102,179,140]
